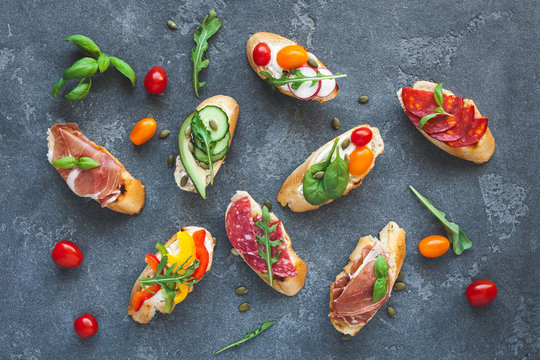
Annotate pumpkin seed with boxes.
[188,142,195,153]
[230,248,240,256]
[332,117,340,130]
[313,171,325,179]
[168,155,175,168]
[344,154,350,163]
[263,199,272,211]
[387,306,396,318]
[209,120,218,131]
[393,282,406,291]
[184,124,192,137]
[159,129,170,139]
[358,95,369,104]
[307,57,319,68]
[397,271,404,282]
[167,20,178,30]
[212,237,217,246]
[341,138,351,150]
[238,302,250,312]
[199,162,209,170]
[341,334,351,340]
[235,286,248,295]
[180,175,188,187]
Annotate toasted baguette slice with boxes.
[226,191,307,296]
[397,81,495,164]
[277,125,384,212]
[127,226,215,324]
[246,32,338,103]
[174,95,239,195]
[330,221,406,336]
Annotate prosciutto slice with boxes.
[48,123,124,207]
[330,242,391,327]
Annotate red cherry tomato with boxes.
[253,43,271,66]
[51,241,83,268]
[466,280,498,307]
[74,314,99,338]
[351,127,373,147]
[418,235,450,258]
[130,118,157,145]
[144,66,167,94]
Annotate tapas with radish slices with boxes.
[246,32,345,102]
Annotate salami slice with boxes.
[430,105,475,142]
[446,116,488,147]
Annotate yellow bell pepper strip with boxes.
[166,231,196,272]
[174,283,190,304]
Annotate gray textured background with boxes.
[1,0,538,359]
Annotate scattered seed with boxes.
[341,138,351,150]
[188,142,195,153]
[263,199,272,210]
[167,155,174,168]
[159,129,170,139]
[209,120,218,131]
[358,95,369,104]
[332,117,340,130]
[236,286,248,295]
[167,20,178,30]
[238,302,250,312]
[344,154,350,163]
[393,282,407,291]
[307,57,319,68]
[231,248,240,256]
[387,306,396,318]
[313,171,325,179]
[341,334,351,340]
[184,124,192,136]
[180,175,188,186]
[199,162,209,170]
[397,271,404,282]
[212,237,217,246]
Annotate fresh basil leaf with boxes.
[62,57,98,81]
[76,157,100,170]
[372,277,387,303]
[434,83,444,107]
[51,156,77,169]
[110,56,136,86]
[64,35,101,58]
[374,255,388,278]
[97,53,110,73]
[418,113,438,130]
[323,147,349,200]
[51,77,66,99]
[65,78,91,101]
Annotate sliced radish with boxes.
[287,66,321,100]
[315,68,337,98]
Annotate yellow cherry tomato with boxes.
[348,146,374,176]
[174,283,190,304]
[276,45,308,70]
[418,235,450,258]
[130,117,157,145]
[166,231,196,272]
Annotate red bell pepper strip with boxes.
[131,284,161,311]
[191,230,209,281]
[145,254,160,274]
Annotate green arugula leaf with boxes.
[409,185,472,255]
[190,110,215,184]
[65,78,91,101]
[254,206,283,286]
[51,78,66,99]
[259,69,346,91]
[138,256,200,287]
[110,57,136,86]
[64,35,101,58]
[62,57,98,81]
[97,53,110,73]
[191,10,221,97]
[372,277,388,303]
[215,320,275,354]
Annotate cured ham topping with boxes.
[225,196,297,278]
[330,242,391,327]
[48,123,123,207]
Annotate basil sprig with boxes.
[259,68,346,91]
[409,185,472,255]
[372,255,389,303]
[51,156,100,170]
[418,83,453,130]
[52,35,135,101]
[255,205,283,286]
[302,138,349,206]
[190,110,215,184]
[191,10,221,98]
[215,320,275,354]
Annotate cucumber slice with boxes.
[194,147,228,164]
[198,105,229,142]
[194,132,231,155]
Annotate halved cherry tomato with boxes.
[276,45,308,70]
[253,43,271,66]
[130,118,157,145]
[466,280,498,306]
[144,66,167,94]
[51,240,83,268]
[191,229,209,281]
[418,235,450,258]
[348,146,374,176]
[145,254,160,274]
[351,127,373,147]
[131,284,161,311]
[74,314,99,338]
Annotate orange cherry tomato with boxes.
[418,235,450,258]
[348,146,374,176]
[276,45,308,70]
[130,118,157,145]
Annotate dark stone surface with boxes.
[1,1,538,359]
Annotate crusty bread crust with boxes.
[329,222,406,336]
[397,81,495,164]
[277,125,384,212]
[226,191,307,296]
[174,95,239,194]
[246,32,338,103]
[127,226,215,324]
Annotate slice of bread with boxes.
[174,95,239,194]
[246,32,338,103]
[277,125,384,212]
[330,221,406,336]
[127,226,215,324]
[396,81,495,164]
[226,191,307,296]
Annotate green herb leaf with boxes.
[417,83,454,130]
[76,156,100,170]
[418,113,439,130]
[374,255,388,278]
[156,242,168,256]
[51,78,66,99]
[323,146,349,199]
[51,156,78,169]
[434,83,444,107]
[372,277,388,303]
[215,320,275,354]
[191,10,221,97]
[254,206,283,286]
[62,57,98,81]
[409,185,472,255]
[259,69,346,91]
[190,110,215,184]
[97,53,110,73]
[138,257,200,287]
[110,56,136,86]
[65,78,92,101]
[64,35,101,58]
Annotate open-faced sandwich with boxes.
[277,125,384,212]
[330,222,406,336]
[128,227,215,324]
[246,32,345,102]
[225,191,306,296]
[47,123,145,215]
[175,95,239,199]
[397,81,495,164]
